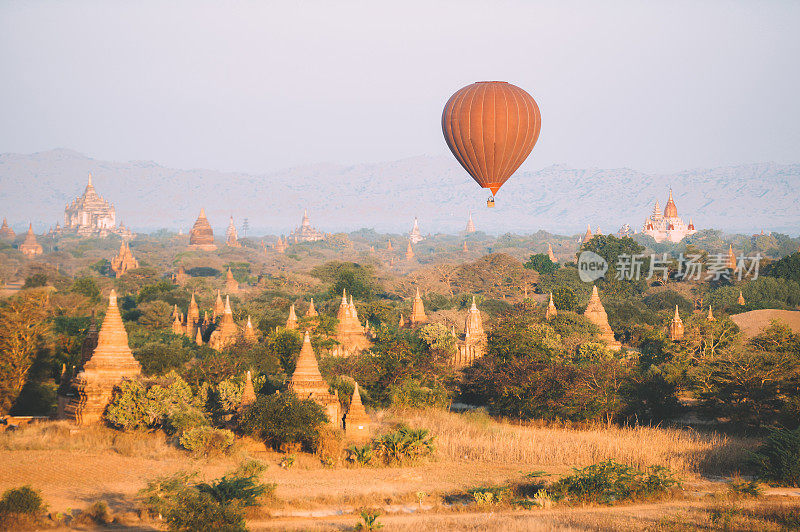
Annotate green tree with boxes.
[71,277,100,301]
[239,393,328,451]
[524,253,560,274]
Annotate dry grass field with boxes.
[730,309,800,338]
[1,410,795,531]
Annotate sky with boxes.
[1,1,799,175]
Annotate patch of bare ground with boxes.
[730,309,800,337]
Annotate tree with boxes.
[524,253,559,274]
[239,393,327,451]
[70,277,100,301]
[0,290,51,414]
[552,287,578,312]
[766,252,800,284]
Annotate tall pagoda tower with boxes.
[583,286,621,350]
[289,332,340,426]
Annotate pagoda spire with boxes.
[546,292,557,320]
[240,371,256,408]
[306,298,318,317]
[286,304,298,330]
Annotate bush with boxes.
[239,393,328,452]
[371,426,435,465]
[388,379,449,409]
[0,485,45,515]
[551,460,681,504]
[752,427,800,487]
[179,427,235,456]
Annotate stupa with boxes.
[545,293,557,320]
[405,241,415,261]
[387,240,393,251]
[225,217,240,247]
[244,316,258,343]
[409,218,423,243]
[213,290,225,319]
[110,241,139,277]
[209,296,238,350]
[188,209,217,251]
[583,286,621,350]
[274,236,287,253]
[465,213,476,233]
[0,218,15,241]
[306,298,318,318]
[453,297,487,367]
[19,224,43,257]
[409,288,428,325]
[288,210,325,242]
[172,313,184,335]
[738,291,746,305]
[186,293,200,338]
[462,241,468,253]
[64,290,141,424]
[344,383,370,441]
[240,371,257,408]
[286,304,298,330]
[582,224,593,244]
[225,268,239,293]
[726,245,737,270]
[669,305,684,341]
[289,332,340,426]
[334,290,370,355]
[547,243,557,262]
[707,306,716,322]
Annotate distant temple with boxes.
[209,296,238,350]
[189,209,217,251]
[452,297,487,367]
[286,304,298,330]
[225,268,239,293]
[405,240,415,261]
[583,286,621,350]
[669,306,684,341]
[547,243,557,262]
[642,189,697,243]
[545,293,557,320]
[289,210,325,242]
[465,213,476,233]
[110,241,138,277]
[225,217,240,247]
[344,383,370,441]
[0,218,15,241]
[18,224,43,257]
[333,290,371,356]
[409,288,428,325]
[582,224,593,244]
[409,218,423,243]
[63,173,133,238]
[63,290,141,424]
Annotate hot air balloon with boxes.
[442,81,541,207]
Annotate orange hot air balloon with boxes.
[442,81,541,206]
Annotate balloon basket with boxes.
[487,196,495,208]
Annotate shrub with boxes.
[752,427,800,486]
[179,427,235,456]
[469,485,510,505]
[371,426,435,465]
[388,379,449,409]
[239,393,327,452]
[355,507,383,531]
[0,485,45,515]
[727,478,763,498]
[550,460,681,504]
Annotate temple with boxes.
[409,218,423,243]
[333,290,371,356]
[726,245,737,269]
[188,209,217,251]
[453,297,487,367]
[582,224,593,244]
[110,241,139,277]
[306,298,318,318]
[286,304,298,330]
[209,296,238,350]
[225,217,240,247]
[244,316,258,343]
[172,266,189,286]
[63,173,133,238]
[289,210,325,242]
[63,290,141,424]
[545,293,557,320]
[669,305,684,341]
[405,241,415,261]
[465,213,476,233]
[642,189,697,243]
[18,224,43,257]
[225,268,239,293]
[0,218,15,241]
[583,286,622,350]
[344,383,370,441]
[707,306,716,322]
[547,243,557,262]
[289,332,340,426]
[409,288,427,325]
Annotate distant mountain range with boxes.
[0,149,797,236]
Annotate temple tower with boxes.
[225,217,240,247]
[286,304,298,330]
[110,241,139,277]
[19,224,43,257]
[306,298,318,318]
[209,295,238,350]
[0,218,15,241]
[409,288,427,325]
[545,293,557,320]
[465,212,476,233]
[583,286,621,350]
[188,208,217,251]
[582,224,593,244]
[344,383,370,441]
[547,243,557,262]
[213,290,224,319]
[225,267,239,293]
[405,241,415,261]
[289,332,340,426]
[669,305,684,341]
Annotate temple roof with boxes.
[664,189,678,218]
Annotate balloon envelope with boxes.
[442,81,541,195]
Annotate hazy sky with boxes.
[1,1,799,175]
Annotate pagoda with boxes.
[453,297,487,367]
[707,306,716,322]
[286,304,298,330]
[545,293,557,320]
[0,218,15,241]
[289,332,340,426]
[19,224,43,257]
[186,293,200,338]
[110,241,139,277]
[64,173,133,238]
[244,316,258,343]
[405,241,415,261]
[240,371,257,408]
[582,224,593,244]
[172,313,184,335]
[213,290,225,319]
[64,290,141,424]
[172,266,189,285]
[188,208,217,251]
[209,296,238,350]
[274,236,287,253]
[333,290,370,356]
[726,245,737,270]
[669,306,685,341]
[344,383,370,441]
[547,243,557,262]
[306,298,318,318]
[288,210,325,242]
[738,291,746,306]
[462,241,468,253]
[408,288,428,326]
[225,217,240,247]
[387,240,393,251]
[409,218,423,243]
[225,268,239,293]
[465,213,476,233]
[642,189,697,243]
[583,286,621,350]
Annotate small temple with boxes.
[289,332,340,426]
[225,268,239,293]
[409,288,428,325]
[188,209,217,251]
[286,304,298,330]
[19,224,43,257]
[707,306,716,322]
[110,241,139,277]
[738,290,746,306]
[726,245,737,270]
[545,293,557,320]
[244,316,258,343]
[288,210,325,242]
[274,236,287,253]
[547,243,557,262]
[63,173,134,238]
[225,217,240,247]
[409,218,423,243]
[306,298,318,318]
[582,224,593,244]
[172,266,189,285]
[669,305,684,341]
[63,290,141,424]
[209,295,238,350]
[186,293,200,338]
[240,371,257,408]
[344,383,370,441]
[213,290,224,319]
[642,189,697,243]
[465,213,476,233]
[333,290,371,356]
[452,297,487,367]
[405,241,415,261]
[0,218,15,241]
[583,286,621,350]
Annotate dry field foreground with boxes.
[1,409,795,531]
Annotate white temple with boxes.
[288,210,325,242]
[63,173,133,238]
[642,189,696,243]
[409,218,423,243]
